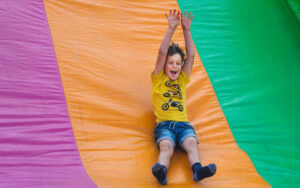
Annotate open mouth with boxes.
[170,71,177,76]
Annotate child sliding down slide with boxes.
[151,9,217,185]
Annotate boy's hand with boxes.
[165,9,180,30]
[181,11,193,30]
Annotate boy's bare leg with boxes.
[181,137,200,165]
[182,137,217,182]
[152,139,174,185]
[158,139,174,167]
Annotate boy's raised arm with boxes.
[153,9,180,76]
[181,11,195,77]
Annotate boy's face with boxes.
[165,53,183,81]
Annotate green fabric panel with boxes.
[288,0,300,22]
[177,0,300,187]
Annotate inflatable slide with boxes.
[0,0,299,187]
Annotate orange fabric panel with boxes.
[44,0,269,187]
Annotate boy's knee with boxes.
[159,139,174,153]
[182,137,198,151]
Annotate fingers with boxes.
[166,9,193,21]
[182,10,193,20]
[170,9,175,17]
[167,9,181,18]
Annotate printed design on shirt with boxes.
[165,81,181,91]
[162,80,184,111]
[163,90,183,99]
[162,98,184,111]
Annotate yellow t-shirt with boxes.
[151,70,190,123]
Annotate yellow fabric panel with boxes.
[44,0,270,187]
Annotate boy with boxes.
[151,9,217,185]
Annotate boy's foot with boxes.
[152,163,168,185]
[193,163,217,182]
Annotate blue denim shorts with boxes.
[154,121,198,149]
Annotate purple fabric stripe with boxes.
[0,1,96,187]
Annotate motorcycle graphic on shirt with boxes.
[164,81,182,99]
[165,81,181,91]
[163,90,183,99]
[162,98,184,111]
[162,80,184,111]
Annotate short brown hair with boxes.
[167,43,185,63]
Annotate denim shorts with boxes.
[154,121,198,149]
